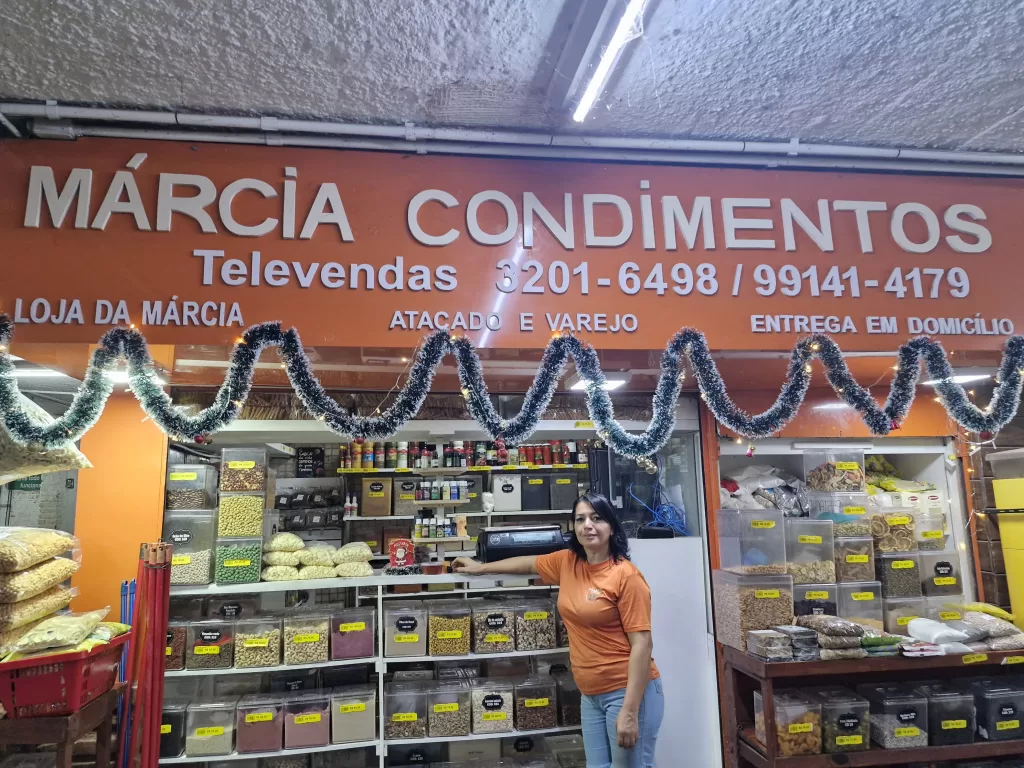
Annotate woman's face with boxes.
[574,501,612,551]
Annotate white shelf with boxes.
[385,724,581,747]
[166,656,377,677]
[169,572,534,596]
[413,536,470,544]
[359,584,558,599]
[345,514,417,521]
[159,740,378,764]
[719,437,949,456]
[384,647,568,664]
[489,509,572,516]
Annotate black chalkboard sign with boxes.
[297,447,325,477]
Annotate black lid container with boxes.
[522,474,551,511]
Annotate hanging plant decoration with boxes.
[0,313,1020,460]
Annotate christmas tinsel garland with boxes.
[0,313,1020,459]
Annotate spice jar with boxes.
[385,682,428,739]
[331,686,377,744]
[515,599,557,650]
[471,601,516,654]
[236,694,284,753]
[284,693,330,749]
[515,677,558,731]
[374,443,385,469]
[384,603,427,657]
[220,449,268,492]
[427,681,471,737]
[160,701,188,758]
[386,442,397,468]
[186,700,237,757]
[186,619,234,670]
[234,617,282,669]
[428,602,471,656]
[331,607,376,660]
[471,679,514,734]
[283,613,330,665]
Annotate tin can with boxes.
[542,443,553,465]
[397,442,408,468]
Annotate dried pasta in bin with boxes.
[0,585,75,631]
[9,606,108,652]
[0,556,79,603]
[0,528,78,573]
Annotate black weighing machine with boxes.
[475,524,567,562]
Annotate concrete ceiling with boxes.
[1,0,1024,151]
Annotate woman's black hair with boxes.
[568,492,631,562]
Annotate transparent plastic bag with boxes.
[0,556,79,603]
[0,395,92,485]
[297,565,336,580]
[261,566,299,582]
[334,542,373,564]
[907,618,968,644]
[263,550,301,567]
[0,618,43,656]
[0,528,78,573]
[298,546,335,567]
[795,614,864,637]
[0,585,75,631]
[816,634,862,649]
[266,532,305,553]
[10,606,108,653]
[962,611,1019,637]
[988,633,1024,651]
[89,622,130,642]
[819,648,868,660]
[335,561,373,578]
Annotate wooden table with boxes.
[721,645,1024,767]
[0,685,121,768]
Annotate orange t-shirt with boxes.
[535,549,660,696]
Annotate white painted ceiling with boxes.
[1,0,1024,152]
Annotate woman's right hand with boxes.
[451,557,484,574]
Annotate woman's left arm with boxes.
[615,630,654,749]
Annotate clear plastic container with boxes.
[915,509,949,551]
[785,519,836,584]
[869,509,917,554]
[925,596,964,622]
[986,447,1024,479]
[919,550,961,597]
[806,492,871,537]
[330,607,376,660]
[711,571,795,650]
[428,602,472,656]
[284,693,330,749]
[555,605,570,648]
[236,694,284,753]
[794,584,838,617]
[218,493,265,538]
[803,686,870,753]
[427,681,471,737]
[331,685,377,744]
[166,620,187,671]
[515,677,558,731]
[883,597,925,636]
[283,613,330,665]
[515,599,557,650]
[186,619,234,670]
[207,596,258,620]
[968,680,1024,741]
[384,603,428,657]
[166,464,218,510]
[753,690,822,756]
[837,582,883,632]
[234,617,282,669]
[556,674,581,726]
[834,537,875,583]
[385,682,428,739]
[185,700,237,757]
[160,701,188,758]
[214,537,262,585]
[471,601,516,654]
[471,679,514,734]
[914,684,975,746]
[859,684,928,749]
[164,510,215,585]
[717,509,787,575]
[221,448,269,492]
[876,553,922,598]
[804,451,866,492]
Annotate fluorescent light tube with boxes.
[5,368,68,378]
[105,370,166,386]
[572,0,649,122]
[570,379,626,391]
[921,373,991,386]
[812,403,853,411]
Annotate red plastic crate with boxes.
[0,632,130,718]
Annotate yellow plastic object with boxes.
[993,479,1024,511]
[955,602,1015,621]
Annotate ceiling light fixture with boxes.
[812,403,853,411]
[569,378,627,391]
[5,368,69,378]
[921,373,992,386]
[566,370,630,391]
[572,0,649,122]
[104,370,167,386]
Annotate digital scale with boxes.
[475,524,567,562]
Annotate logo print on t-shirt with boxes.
[586,587,605,602]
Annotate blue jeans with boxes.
[581,677,664,768]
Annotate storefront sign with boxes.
[1,138,1021,350]
[11,474,42,491]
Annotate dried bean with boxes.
[170,549,212,585]
[713,582,794,650]
[515,694,557,730]
[166,625,186,671]
[877,559,922,598]
[0,556,78,603]
[284,617,330,665]
[429,615,471,656]
[215,542,262,584]
[428,703,471,737]
[166,489,208,509]
[471,687,513,734]
[221,462,267,492]
[516,611,556,650]
[472,608,515,653]
[385,719,425,739]
[218,496,264,537]
[235,629,281,668]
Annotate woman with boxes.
[453,492,664,768]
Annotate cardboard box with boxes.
[460,474,485,513]
[522,474,551,511]
[492,474,523,512]
[360,477,392,516]
[549,472,579,510]
[393,477,422,516]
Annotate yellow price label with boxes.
[482,712,508,721]
[553,464,569,470]
[525,698,550,708]
[227,460,255,469]
[339,622,366,632]
[434,703,460,713]
[243,638,270,648]
[894,727,920,738]
[392,713,418,722]
[399,494,415,500]
[160,724,172,734]
[805,591,830,600]
[395,468,412,472]
[394,634,419,643]
[851,591,875,601]
[750,520,775,529]
[368,491,384,498]
[846,554,869,563]
[171,555,191,566]
[939,611,962,621]
[528,479,544,485]
[468,493,478,498]
[798,535,822,544]
[437,630,463,639]
[524,611,549,620]
[195,727,225,737]
[835,462,860,471]
[1003,656,1024,665]
[339,703,367,714]
[934,577,957,586]
[754,590,780,599]
[165,646,172,656]
[897,616,919,626]
[365,541,378,548]
[889,516,911,525]
[224,559,251,567]
[842,506,866,515]
[245,712,274,723]
[922,530,944,539]
[997,719,1020,731]
[942,719,967,730]
[467,466,489,472]
[574,420,595,429]
[963,653,989,664]
[502,465,519,471]
[835,735,862,746]
[169,472,197,481]
[891,560,915,569]
[556,478,572,484]
[193,646,220,655]
[294,714,322,725]
[485,633,511,643]
[292,634,320,644]
[789,723,813,734]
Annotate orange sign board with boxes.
[1,138,1020,350]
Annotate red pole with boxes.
[149,544,170,768]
